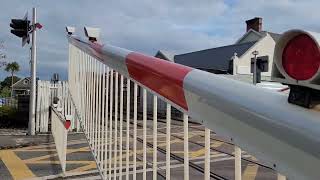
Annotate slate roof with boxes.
[265,31,281,42]
[174,41,257,71]
[236,29,281,44]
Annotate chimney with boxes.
[246,17,262,32]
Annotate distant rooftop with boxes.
[174,41,257,72]
[155,50,175,62]
[260,31,281,42]
[12,77,31,90]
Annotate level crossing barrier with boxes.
[65,29,320,180]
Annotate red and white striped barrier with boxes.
[68,34,320,180]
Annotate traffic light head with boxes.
[10,19,30,38]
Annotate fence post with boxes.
[204,128,210,180]
[166,104,171,180]
[133,83,138,180]
[183,114,189,180]
[142,88,147,180]
[235,146,242,180]
[153,95,158,180]
[125,79,130,180]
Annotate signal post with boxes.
[10,7,41,135]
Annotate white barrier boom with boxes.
[67,33,320,180]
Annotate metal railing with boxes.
[36,80,50,132]
[65,32,320,180]
[35,80,80,133]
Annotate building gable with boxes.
[12,77,31,90]
[236,29,264,44]
[234,33,277,76]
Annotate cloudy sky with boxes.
[0,0,319,80]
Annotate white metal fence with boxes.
[36,80,50,132]
[67,45,206,180]
[64,31,320,180]
[35,80,79,133]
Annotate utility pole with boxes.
[28,7,37,135]
[252,50,259,85]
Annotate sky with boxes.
[0,0,319,81]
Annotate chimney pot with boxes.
[246,17,262,32]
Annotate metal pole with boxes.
[252,50,259,85]
[28,7,37,135]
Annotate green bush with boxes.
[0,87,11,98]
[0,105,22,128]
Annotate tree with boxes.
[5,62,20,97]
[0,76,20,90]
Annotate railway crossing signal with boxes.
[272,29,320,108]
[10,9,42,135]
[10,12,42,47]
[10,12,30,46]
[10,19,30,38]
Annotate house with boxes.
[173,17,280,80]
[232,17,281,78]
[174,41,256,74]
[12,77,31,96]
[141,17,281,116]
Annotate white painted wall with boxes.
[234,33,276,77]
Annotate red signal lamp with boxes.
[272,29,320,108]
[282,34,320,80]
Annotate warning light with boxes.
[272,29,320,108]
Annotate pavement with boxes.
[0,133,98,180]
[0,132,53,150]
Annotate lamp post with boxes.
[252,50,259,85]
